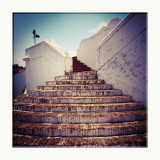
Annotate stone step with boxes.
[17,95,132,104]
[13,110,146,124]
[37,84,112,90]
[55,74,97,80]
[13,120,147,137]
[13,133,147,147]
[46,79,105,85]
[67,70,97,76]
[28,89,122,97]
[73,64,89,66]
[73,66,90,70]
[13,101,145,113]
[73,69,91,71]
[73,69,91,72]
[73,66,90,68]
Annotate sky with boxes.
[13,13,128,67]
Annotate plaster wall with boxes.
[25,39,68,90]
[97,13,147,106]
[65,57,73,73]
[77,17,123,69]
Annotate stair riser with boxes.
[72,66,90,69]
[14,113,146,124]
[37,85,112,90]
[13,103,145,113]
[28,90,122,97]
[17,96,132,104]
[49,80,105,85]
[55,75,97,80]
[13,125,146,137]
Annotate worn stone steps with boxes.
[13,101,145,113]
[17,95,132,104]
[37,84,112,90]
[13,120,146,137]
[13,110,146,124]
[13,63,147,147]
[13,133,147,147]
[72,57,91,72]
[55,74,97,80]
[46,79,105,85]
[28,89,122,97]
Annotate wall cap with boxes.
[25,39,69,57]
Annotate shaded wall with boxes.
[97,13,147,106]
[13,71,26,98]
[25,39,69,90]
[77,17,123,69]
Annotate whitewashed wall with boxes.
[77,17,123,69]
[24,39,69,90]
[65,57,73,73]
[97,13,147,106]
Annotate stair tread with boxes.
[13,120,147,129]
[14,109,146,116]
[17,94,132,104]
[47,79,104,85]
[37,84,112,91]
[18,94,131,99]
[13,100,145,113]
[38,84,110,87]
[28,89,122,97]
[54,79,104,81]
[13,133,147,147]
[29,89,121,92]
[67,70,96,75]
[13,100,144,107]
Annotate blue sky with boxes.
[13,13,128,67]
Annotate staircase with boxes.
[13,57,147,147]
[72,56,91,72]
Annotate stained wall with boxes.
[97,13,147,106]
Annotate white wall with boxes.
[65,57,73,74]
[24,39,69,90]
[97,13,147,106]
[77,17,123,69]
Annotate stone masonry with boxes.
[13,57,147,147]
